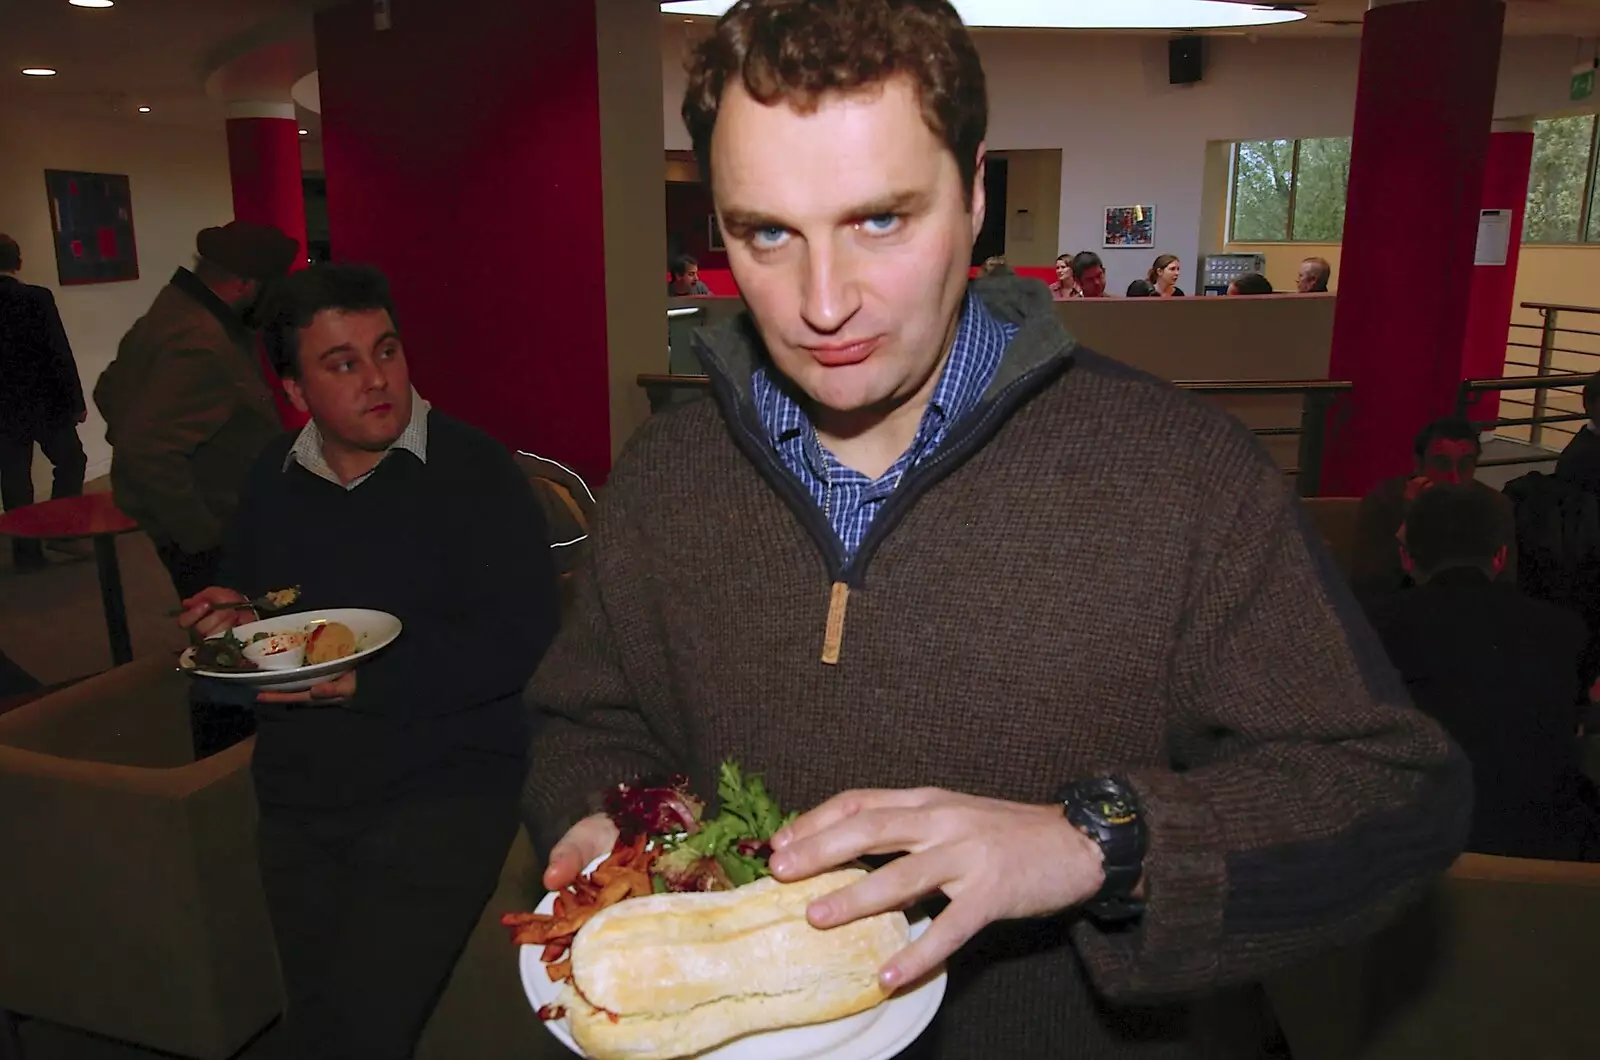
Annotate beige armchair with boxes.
[1267,852,1600,1060]
[0,657,281,1060]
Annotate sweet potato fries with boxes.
[501,833,658,983]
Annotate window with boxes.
[1524,115,1600,245]
[1229,137,1352,243]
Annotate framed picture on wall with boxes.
[44,170,139,285]
[708,213,725,252]
[1103,205,1156,249]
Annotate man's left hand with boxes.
[256,669,356,705]
[768,788,1107,991]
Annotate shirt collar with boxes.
[757,290,1005,451]
[285,390,431,488]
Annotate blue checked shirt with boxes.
[752,292,1017,560]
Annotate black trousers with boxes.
[0,419,86,564]
[256,793,519,1060]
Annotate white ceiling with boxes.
[2,0,1598,136]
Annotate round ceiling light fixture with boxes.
[660,0,1304,29]
[299,128,309,136]
[21,68,58,76]
[69,0,116,7]
[137,105,150,112]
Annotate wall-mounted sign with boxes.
[1474,208,1512,267]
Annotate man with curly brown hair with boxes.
[523,2,1469,1056]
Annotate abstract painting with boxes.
[44,170,139,285]
[1103,205,1156,249]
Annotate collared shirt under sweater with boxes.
[751,292,1014,556]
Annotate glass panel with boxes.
[1525,115,1594,244]
[1290,137,1351,242]
[1587,123,1600,244]
[1230,139,1294,242]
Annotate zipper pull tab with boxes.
[821,582,850,665]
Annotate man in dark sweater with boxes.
[179,264,558,1059]
[1369,484,1599,861]
[1555,373,1600,494]
[522,2,1469,1058]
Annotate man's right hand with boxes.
[178,586,252,639]
[543,813,619,891]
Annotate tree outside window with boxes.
[1525,114,1599,245]
[1229,137,1351,243]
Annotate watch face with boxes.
[1095,795,1138,827]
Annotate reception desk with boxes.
[656,290,1340,483]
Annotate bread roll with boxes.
[562,868,907,1060]
[304,621,357,664]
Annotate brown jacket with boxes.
[522,276,1470,1059]
[95,269,281,553]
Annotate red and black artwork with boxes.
[44,170,139,285]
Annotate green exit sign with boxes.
[1574,67,1596,102]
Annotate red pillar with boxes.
[313,0,613,483]
[1321,0,1506,496]
[1459,121,1535,425]
[226,102,310,430]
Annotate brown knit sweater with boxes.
[522,276,1470,1059]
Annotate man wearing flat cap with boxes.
[96,220,299,600]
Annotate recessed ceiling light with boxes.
[21,68,58,77]
[299,128,309,135]
[69,0,116,8]
[660,0,1305,29]
[137,105,150,113]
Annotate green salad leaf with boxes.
[659,760,797,888]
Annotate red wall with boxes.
[1322,0,1503,496]
[315,0,612,482]
[1460,130,1535,425]
[666,181,728,270]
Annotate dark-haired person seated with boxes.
[1369,485,1600,861]
[1070,249,1108,297]
[1227,272,1273,295]
[1351,417,1516,603]
[668,253,712,296]
[177,263,559,1059]
[1556,373,1600,495]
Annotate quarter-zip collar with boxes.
[696,273,1078,594]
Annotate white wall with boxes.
[660,25,1592,293]
[0,107,233,487]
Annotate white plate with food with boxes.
[518,853,947,1060]
[178,608,402,692]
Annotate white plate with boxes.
[520,855,947,1060]
[178,608,403,692]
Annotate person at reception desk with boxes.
[1070,249,1108,297]
[1351,417,1516,604]
[1227,272,1274,296]
[668,253,712,296]
[1049,252,1078,300]
[1149,253,1184,297]
[523,2,1469,1057]
[1298,256,1332,294]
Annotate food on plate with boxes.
[190,631,257,672]
[609,761,796,891]
[263,586,301,609]
[504,762,910,1056]
[560,869,907,1060]
[303,621,358,664]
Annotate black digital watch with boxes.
[1057,775,1147,923]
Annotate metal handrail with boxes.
[637,374,1352,496]
[1521,302,1600,316]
